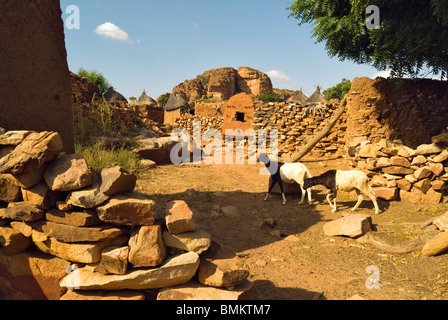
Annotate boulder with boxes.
[414,179,432,194]
[198,246,249,288]
[358,144,377,158]
[60,252,200,290]
[95,191,156,226]
[66,173,108,209]
[431,150,448,163]
[432,180,447,191]
[375,157,391,169]
[32,231,127,264]
[431,132,448,146]
[389,156,411,168]
[413,167,432,180]
[429,163,444,177]
[45,208,101,227]
[128,225,167,268]
[0,131,63,176]
[433,212,448,231]
[421,232,448,256]
[0,130,33,146]
[399,189,423,204]
[415,143,442,155]
[323,214,372,238]
[5,202,45,222]
[21,181,62,210]
[99,166,137,196]
[411,155,428,166]
[0,249,70,300]
[28,220,127,243]
[0,226,33,254]
[0,177,22,202]
[162,229,212,254]
[373,187,398,201]
[165,200,196,234]
[396,178,412,191]
[157,280,254,300]
[0,166,45,189]
[95,246,130,275]
[44,154,92,192]
[382,166,414,175]
[60,290,145,301]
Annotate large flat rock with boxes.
[60,252,200,290]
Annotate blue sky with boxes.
[60,0,386,99]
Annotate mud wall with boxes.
[0,0,74,153]
[346,77,448,149]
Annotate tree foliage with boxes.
[287,0,448,78]
[323,78,352,101]
[78,68,111,95]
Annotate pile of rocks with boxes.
[0,130,252,300]
[253,102,347,160]
[348,132,448,204]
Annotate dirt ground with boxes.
[134,158,448,300]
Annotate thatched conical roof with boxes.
[103,87,128,104]
[137,90,156,105]
[164,92,192,111]
[287,89,309,104]
[306,86,328,104]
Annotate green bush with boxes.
[78,68,111,95]
[256,91,283,103]
[323,79,352,102]
[75,141,142,172]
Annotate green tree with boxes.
[78,68,111,95]
[287,1,448,78]
[323,78,352,101]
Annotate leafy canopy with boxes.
[78,68,111,95]
[323,78,352,101]
[287,0,448,78]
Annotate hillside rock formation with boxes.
[173,66,273,103]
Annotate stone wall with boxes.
[253,102,347,160]
[345,77,448,149]
[70,72,100,104]
[0,0,74,153]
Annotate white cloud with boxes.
[193,23,199,29]
[94,22,133,43]
[267,70,294,83]
[372,70,391,79]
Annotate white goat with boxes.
[258,153,313,205]
[303,170,380,214]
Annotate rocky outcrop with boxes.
[173,66,273,103]
[236,66,273,96]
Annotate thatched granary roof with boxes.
[306,86,328,104]
[287,89,309,104]
[103,87,128,104]
[137,90,156,105]
[164,92,192,111]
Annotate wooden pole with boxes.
[285,98,347,163]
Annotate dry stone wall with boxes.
[0,130,252,300]
[345,77,448,149]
